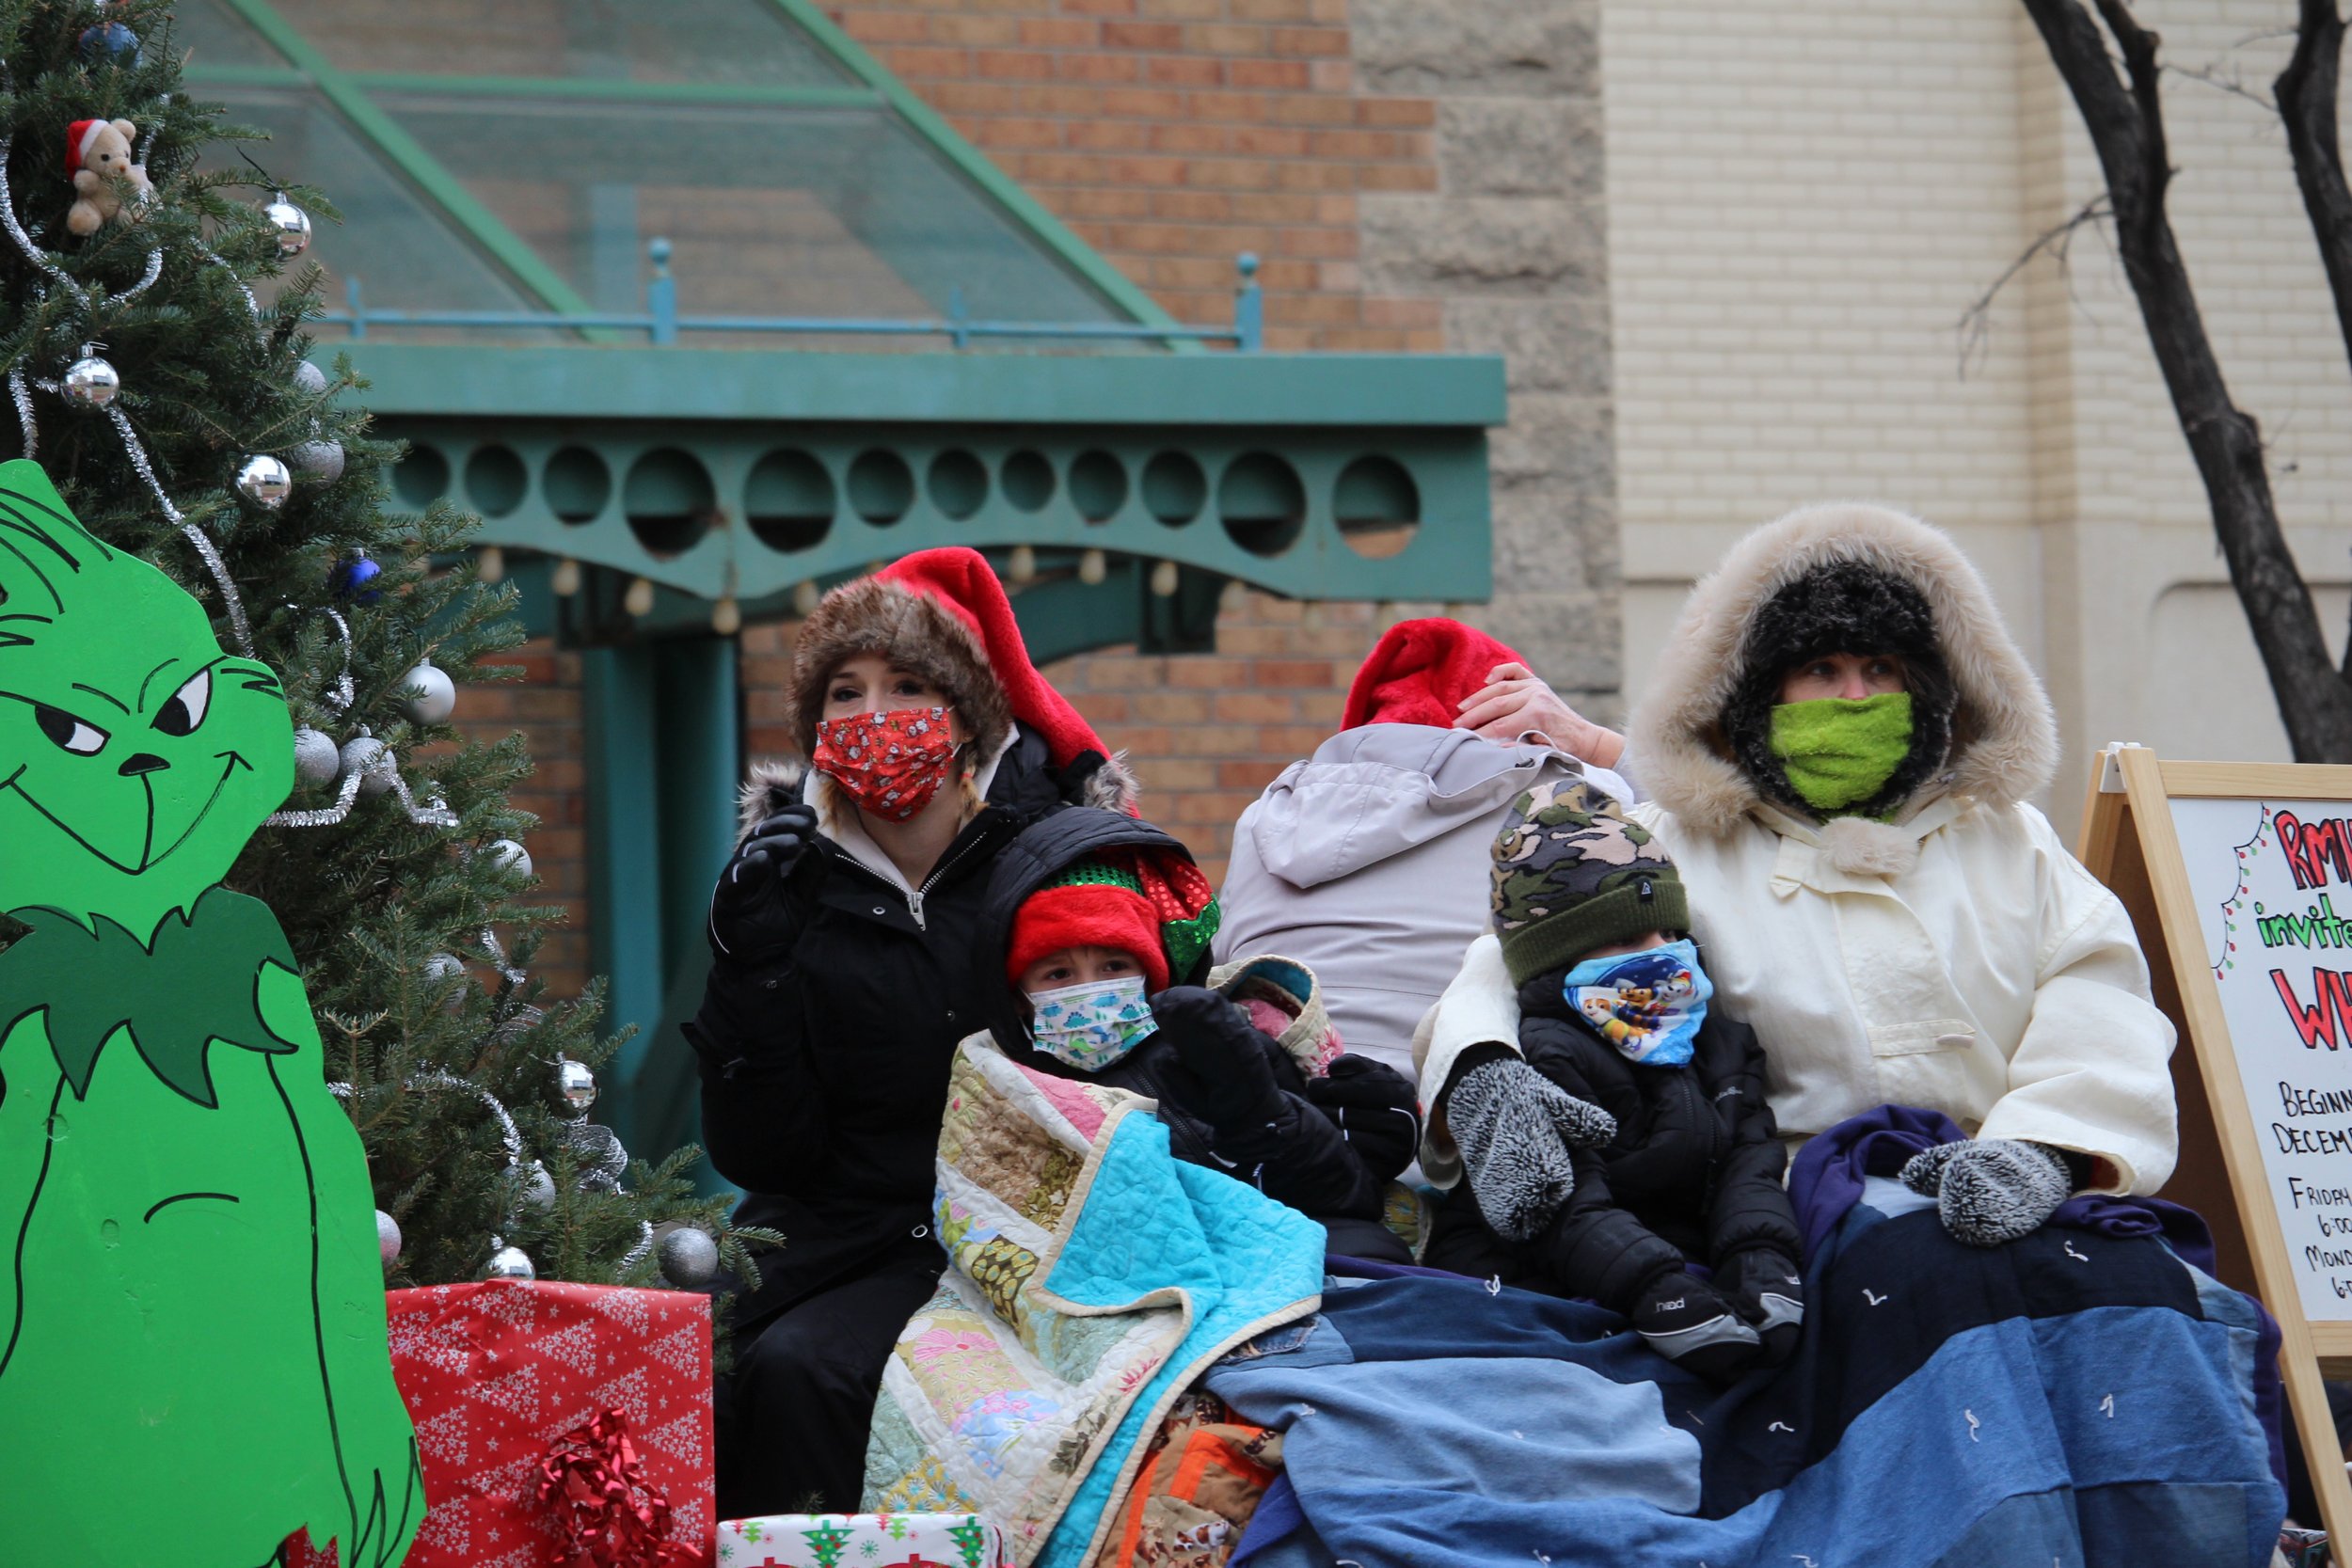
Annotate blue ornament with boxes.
[77,22,141,66]
[332,552,383,604]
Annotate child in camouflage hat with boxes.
[1427,779,1806,1382]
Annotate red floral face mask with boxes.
[812,706,958,823]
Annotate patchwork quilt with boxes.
[863,1037,1325,1568]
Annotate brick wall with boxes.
[826,0,1445,351]
[453,639,595,998]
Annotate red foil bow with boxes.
[531,1408,696,1568]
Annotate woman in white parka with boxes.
[1419,502,2178,1247]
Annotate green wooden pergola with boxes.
[179,0,1506,1179]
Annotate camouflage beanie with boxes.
[1490,780,1688,987]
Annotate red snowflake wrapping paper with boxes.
[382,1279,715,1568]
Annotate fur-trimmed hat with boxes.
[788,546,1136,812]
[1721,559,1957,820]
[1343,617,1530,731]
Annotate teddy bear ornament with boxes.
[65,116,151,236]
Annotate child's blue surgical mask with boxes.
[1027,974,1158,1071]
[1561,939,1712,1067]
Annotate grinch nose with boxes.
[118,752,167,776]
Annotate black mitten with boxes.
[707,804,819,966]
[1715,1248,1804,1366]
[1303,1054,1422,1181]
[1899,1138,2072,1248]
[1152,987,1283,1132]
[1446,1056,1617,1242]
[1629,1270,1762,1384]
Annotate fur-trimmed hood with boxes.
[1632,503,2057,844]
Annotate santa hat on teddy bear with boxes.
[66,119,114,173]
[1342,616,1532,731]
[790,546,1138,814]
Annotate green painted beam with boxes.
[339,344,1508,428]
[755,0,1188,341]
[344,73,883,109]
[580,646,665,1143]
[214,0,604,324]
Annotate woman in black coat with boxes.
[684,548,1136,1518]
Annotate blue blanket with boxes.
[1209,1108,2286,1568]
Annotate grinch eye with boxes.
[151,666,211,736]
[34,703,107,755]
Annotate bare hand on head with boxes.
[1454,662,1626,768]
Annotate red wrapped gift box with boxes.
[318,1279,716,1568]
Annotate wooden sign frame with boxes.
[2077,744,2352,1538]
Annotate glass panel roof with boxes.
[384,97,1128,325]
[207,86,545,326]
[280,0,855,87]
[171,0,290,69]
[176,0,1155,345]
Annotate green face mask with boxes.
[1769,691,1914,813]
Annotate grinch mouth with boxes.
[3,751,249,876]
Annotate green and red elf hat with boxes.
[1006,850,1220,992]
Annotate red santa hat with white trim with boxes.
[67,119,113,173]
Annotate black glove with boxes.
[1445,1055,1618,1242]
[1629,1269,1763,1384]
[1899,1138,2073,1248]
[1303,1054,1422,1182]
[1715,1248,1804,1366]
[1152,987,1283,1133]
[707,804,819,966]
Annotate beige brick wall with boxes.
[1605,0,2352,830]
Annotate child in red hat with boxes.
[979,808,1424,1263]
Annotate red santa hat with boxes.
[790,546,1137,813]
[1342,617,1532,730]
[67,119,110,173]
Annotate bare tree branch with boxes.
[2167,61,2277,112]
[1957,195,2112,377]
[2022,0,2352,760]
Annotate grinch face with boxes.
[0,463,292,921]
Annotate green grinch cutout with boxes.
[0,462,421,1567]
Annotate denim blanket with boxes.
[1208,1108,2286,1568]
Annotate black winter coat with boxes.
[1428,977,1800,1309]
[685,726,1101,1329]
[977,808,1419,1255]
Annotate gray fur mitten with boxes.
[1899,1138,2073,1248]
[1447,1057,1617,1242]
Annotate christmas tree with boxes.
[0,0,771,1289]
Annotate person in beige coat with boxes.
[1419,501,2177,1249]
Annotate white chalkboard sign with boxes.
[2081,748,2352,1539]
[2172,794,2352,1322]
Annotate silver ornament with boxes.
[522,1160,557,1211]
[422,951,465,986]
[564,1122,628,1194]
[657,1227,720,1289]
[482,1240,536,1282]
[289,438,344,483]
[62,347,119,409]
[556,1056,597,1112]
[376,1209,402,1267]
[338,733,391,797]
[292,359,329,397]
[293,725,340,784]
[397,659,456,725]
[263,192,311,257]
[234,453,293,510]
[485,838,532,879]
